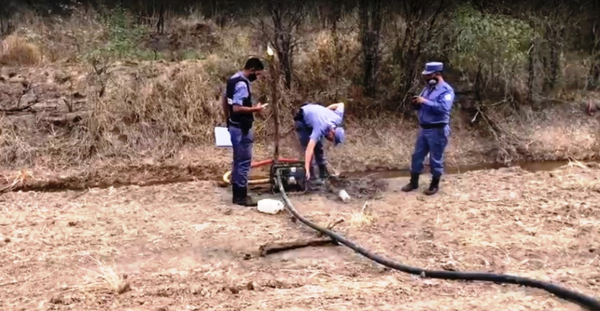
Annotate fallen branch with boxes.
[0,170,34,194]
[0,102,36,113]
[0,177,21,193]
[258,237,338,256]
[39,111,92,126]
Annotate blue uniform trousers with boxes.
[410,125,450,177]
[228,125,253,188]
[295,121,326,175]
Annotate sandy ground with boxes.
[1,163,599,311]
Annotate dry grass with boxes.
[0,8,597,186]
[487,104,600,162]
[347,202,377,228]
[86,61,222,157]
[79,255,131,294]
[0,34,43,65]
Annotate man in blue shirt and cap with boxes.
[223,57,266,206]
[401,62,455,195]
[293,102,345,183]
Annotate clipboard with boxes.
[214,126,232,147]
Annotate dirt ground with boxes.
[1,162,599,311]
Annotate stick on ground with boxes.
[259,237,338,257]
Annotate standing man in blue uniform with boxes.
[223,57,266,206]
[293,102,345,182]
[401,62,455,195]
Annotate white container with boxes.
[257,199,285,214]
[338,189,351,203]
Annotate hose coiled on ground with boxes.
[275,172,600,310]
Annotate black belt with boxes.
[293,107,311,129]
[420,123,447,129]
[227,118,252,130]
[227,118,239,128]
[293,107,305,122]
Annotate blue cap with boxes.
[422,62,443,75]
[334,127,345,145]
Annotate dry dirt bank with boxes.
[0,163,599,310]
[0,62,599,191]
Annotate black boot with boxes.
[424,176,440,195]
[318,164,329,179]
[308,165,318,180]
[401,173,420,192]
[231,184,240,204]
[308,165,323,187]
[235,186,258,207]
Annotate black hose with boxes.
[275,173,600,311]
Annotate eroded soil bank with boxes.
[1,163,598,310]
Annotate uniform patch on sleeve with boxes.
[444,93,453,101]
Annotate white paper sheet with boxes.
[214,126,232,147]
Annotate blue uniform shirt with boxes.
[417,81,454,125]
[301,103,344,141]
[226,71,250,106]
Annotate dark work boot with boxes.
[424,176,440,195]
[318,164,329,179]
[309,165,323,187]
[236,186,258,207]
[231,185,240,204]
[401,173,420,192]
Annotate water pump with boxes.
[270,161,308,194]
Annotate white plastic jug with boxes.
[257,199,285,214]
[338,189,351,203]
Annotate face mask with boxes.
[427,76,438,85]
[248,73,257,82]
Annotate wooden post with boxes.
[267,46,281,162]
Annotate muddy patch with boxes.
[328,177,389,199]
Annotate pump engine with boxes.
[269,161,308,194]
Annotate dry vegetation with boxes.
[0,4,597,189]
[0,3,599,310]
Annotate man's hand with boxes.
[255,102,268,118]
[304,139,316,179]
[412,96,426,104]
[253,102,265,112]
[327,102,344,110]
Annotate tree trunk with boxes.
[331,12,341,99]
[359,0,382,97]
[587,20,600,90]
[269,3,302,90]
